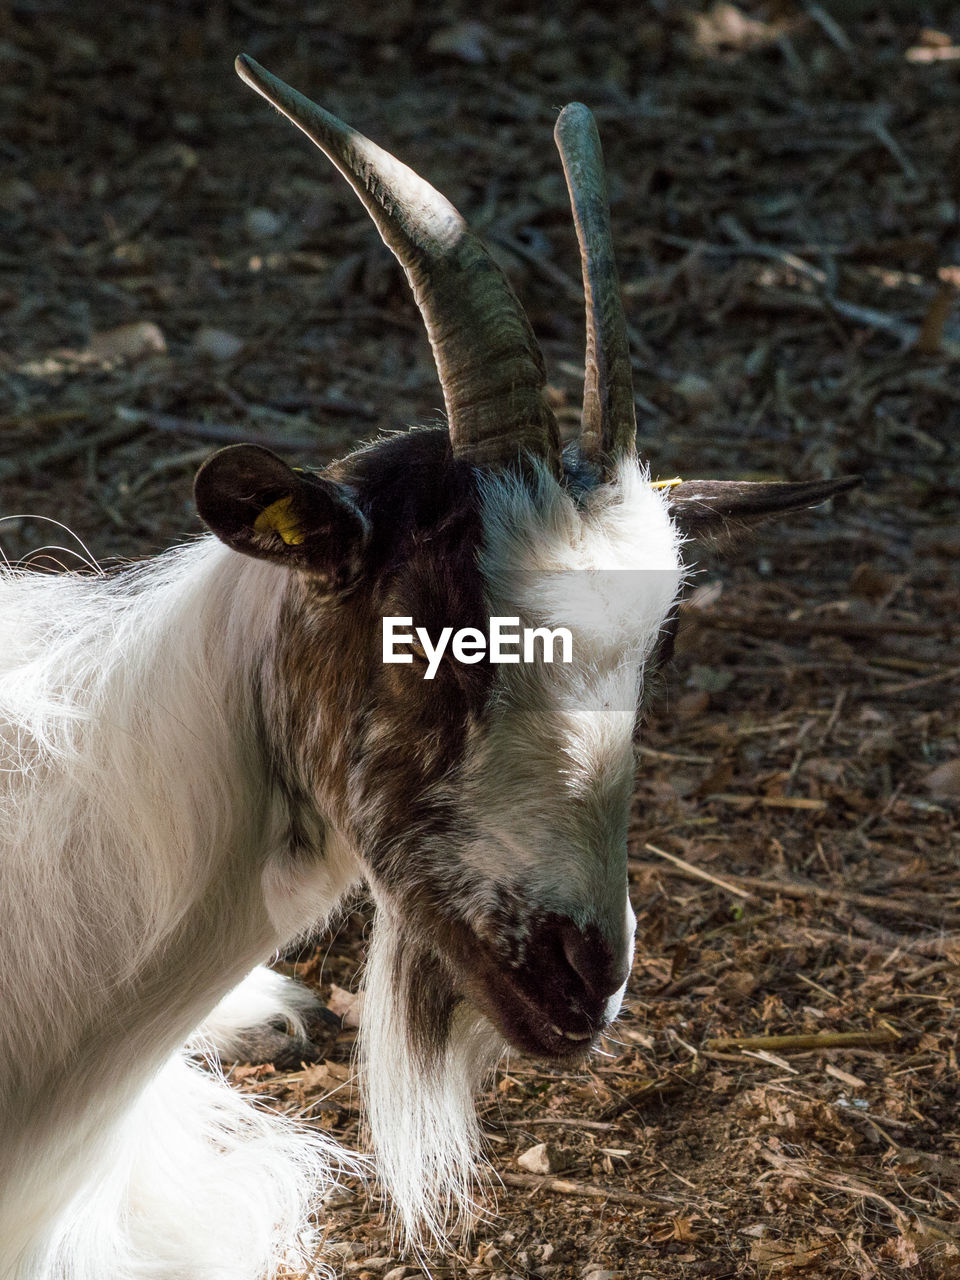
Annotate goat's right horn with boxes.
[555,103,637,475]
[236,56,560,474]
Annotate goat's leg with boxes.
[191,965,340,1068]
[9,1050,350,1280]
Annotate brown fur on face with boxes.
[267,429,496,849]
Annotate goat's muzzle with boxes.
[455,914,629,1062]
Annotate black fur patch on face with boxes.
[268,429,499,864]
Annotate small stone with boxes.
[0,178,38,210]
[244,206,283,239]
[687,663,734,693]
[849,563,897,602]
[427,21,490,63]
[173,111,201,135]
[323,1241,355,1260]
[857,730,902,761]
[517,1141,570,1174]
[675,689,710,721]
[673,371,716,413]
[926,758,960,799]
[717,968,758,1002]
[383,1268,410,1280]
[193,326,244,361]
[87,321,166,363]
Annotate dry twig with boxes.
[704,1030,900,1053]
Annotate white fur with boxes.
[360,912,503,1247]
[194,965,319,1059]
[463,455,683,927]
[16,1054,347,1280]
[605,897,638,1025]
[0,541,359,1280]
[480,456,682,640]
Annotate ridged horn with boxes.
[236,55,560,472]
[555,103,636,474]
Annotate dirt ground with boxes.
[2,2,960,1277]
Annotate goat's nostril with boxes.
[560,922,627,1002]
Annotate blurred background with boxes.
[2,0,958,553]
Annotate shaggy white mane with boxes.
[0,542,352,1280]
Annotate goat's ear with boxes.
[665,475,860,546]
[194,444,369,584]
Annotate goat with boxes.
[0,55,856,1280]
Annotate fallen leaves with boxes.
[649,1214,701,1244]
[327,983,364,1028]
[748,1237,830,1271]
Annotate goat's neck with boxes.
[96,540,361,1010]
[3,541,355,1088]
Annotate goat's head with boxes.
[195,56,856,1230]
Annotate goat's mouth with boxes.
[456,950,606,1063]
[383,891,622,1063]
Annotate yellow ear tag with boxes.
[651,477,683,490]
[253,495,305,546]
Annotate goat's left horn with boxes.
[555,103,636,475]
[236,55,560,473]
